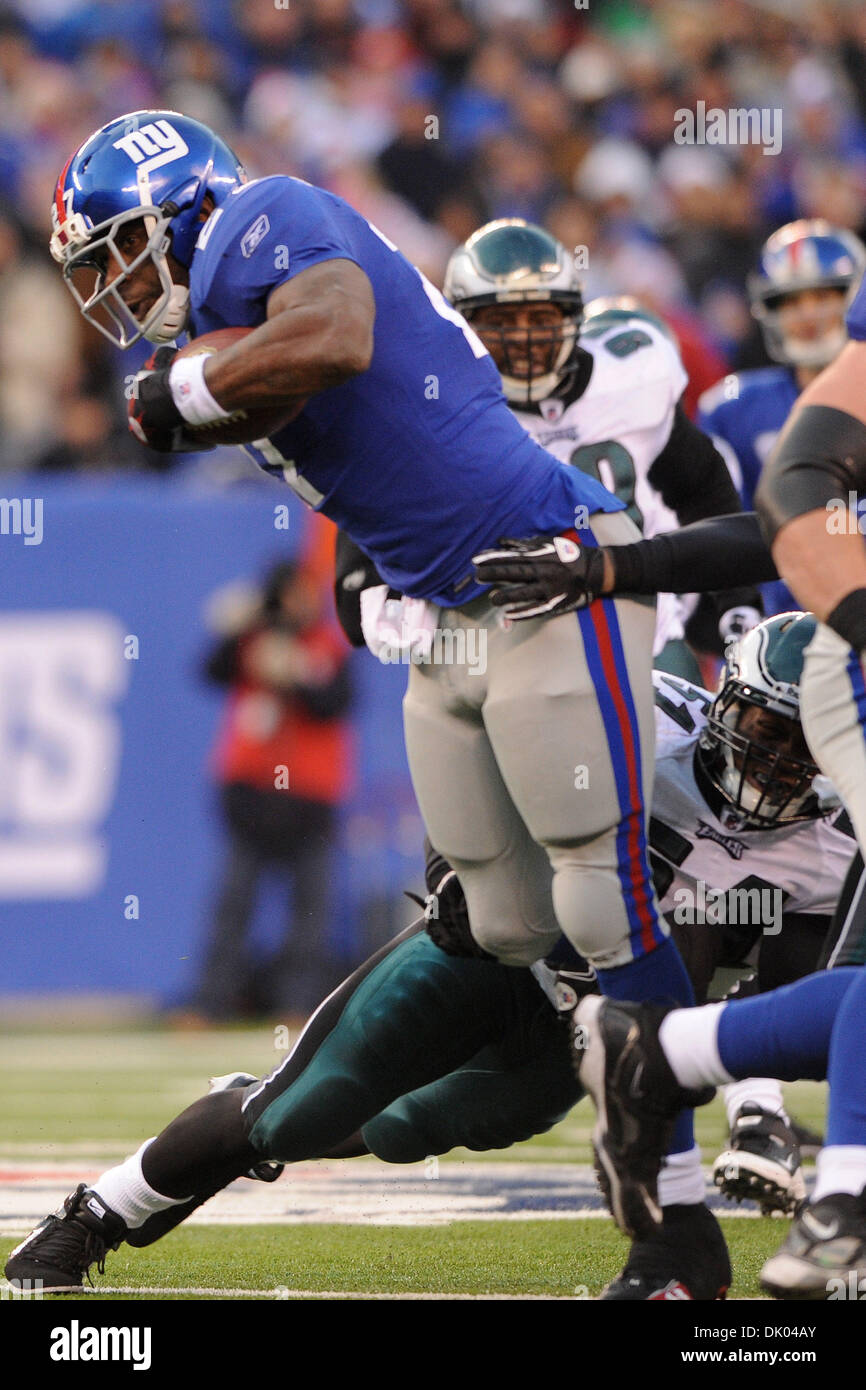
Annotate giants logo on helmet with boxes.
[112,119,189,170]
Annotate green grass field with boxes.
[0,1026,828,1301]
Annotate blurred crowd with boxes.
[2,0,866,472]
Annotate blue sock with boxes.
[596,937,696,1154]
[827,967,866,1144]
[717,969,858,1083]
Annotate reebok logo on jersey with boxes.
[241,214,270,259]
[695,819,745,859]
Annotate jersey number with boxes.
[569,441,643,529]
[653,675,710,732]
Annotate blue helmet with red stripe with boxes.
[50,110,246,347]
[748,219,866,368]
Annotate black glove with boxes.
[128,347,212,453]
[409,870,495,960]
[472,534,607,620]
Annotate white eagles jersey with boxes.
[511,315,689,653]
[650,672,857,926]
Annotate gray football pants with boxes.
[403,512,668,969]
[802,623,866,858]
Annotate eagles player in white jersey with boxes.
[442,220,762,679]
[649,616,856,1214]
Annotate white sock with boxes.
[723,1078,788,1129]
[658,1145,706,1207]
[92,1139,193,1229]
[811,1146,866,1202]
[658,1003,733,1090]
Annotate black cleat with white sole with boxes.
[761,1190,866,1300]
[572,995,715,1239]
[713,1102,806,1215]
[4,1184,126,1292]
[601,1201,731,1300]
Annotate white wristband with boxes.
[168,353,234,427]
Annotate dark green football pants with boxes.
[241,924,582,1163]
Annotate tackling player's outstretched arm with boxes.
[203,259,375,409]
[756,339,866,639]
[473,512,777,619]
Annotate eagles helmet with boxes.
[50,110,247,347]
[748,219,866,369]
[443,219,582,404]
[697,611,823,830]
[582,295,678,346]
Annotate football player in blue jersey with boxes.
[48,110,706,1280]
[697,220,866,615]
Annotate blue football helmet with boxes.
[748,219,866,369]
[50,110,247,347]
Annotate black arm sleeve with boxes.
[649,403,764,637]
[756,404,866,543]
[608,512,778,596]
[647,402,743,526]
[333,530,385,647]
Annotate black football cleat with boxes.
[601,1202,731,1300]
[713,1102,806,1215]
[573,995,715,1239]
[761,1190,866,1300]
[4,1184,126,1292]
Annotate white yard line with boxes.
[3,1285,585,1300]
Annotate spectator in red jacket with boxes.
[195,559,354,1020]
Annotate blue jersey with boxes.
[696,368,799,513]
[188,177,622,606]
[697,368,799,616]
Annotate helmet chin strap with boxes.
[502,367,561,405]
[143,282,190,344]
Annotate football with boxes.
[171,326,306,446]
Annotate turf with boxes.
[0,1026,828,1301]
[0,1218,789,1300]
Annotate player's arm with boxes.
[474,511,777,618]
[756,339,866,645]
[130,260,375,449]
[648,401,742,525]
[647,400,763,640]
[203,259,375,409]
